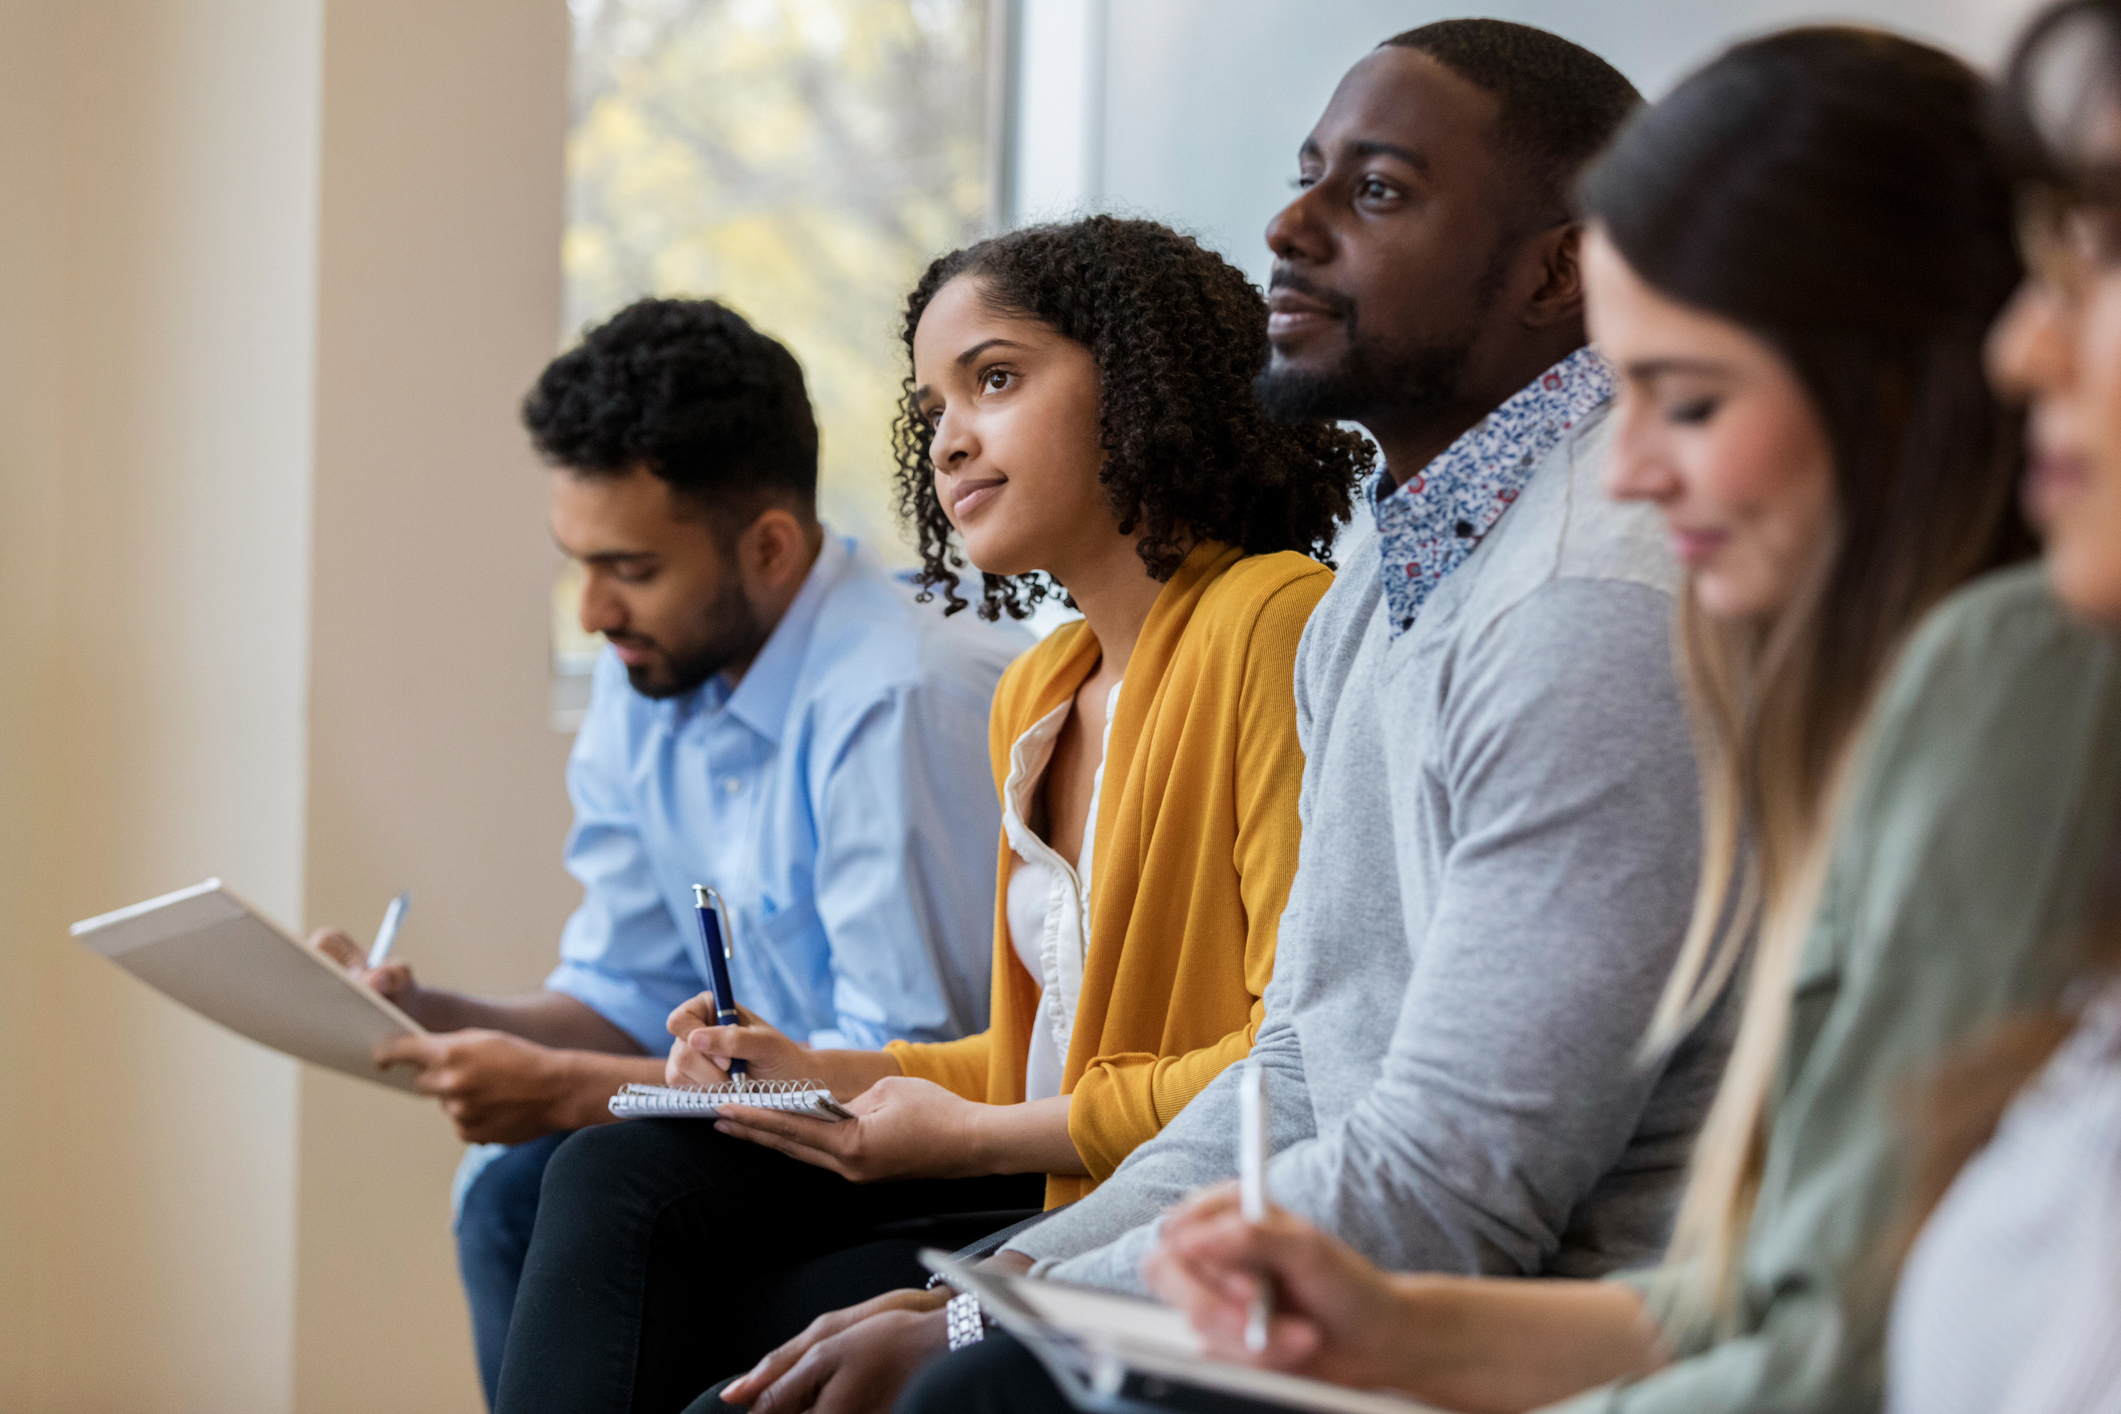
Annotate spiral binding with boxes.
[625,1078,822,1097]
[611,1080,836,1114]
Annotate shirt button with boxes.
[723,778,742,795]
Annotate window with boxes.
[554,0,1002,727]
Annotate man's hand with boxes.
[663,997,817,1088]
[373,1030,599,1145]
[712,1075,991,1182]
[721,1287,946,1409]
[310,926,430,1023]
[726,1304,950,1414]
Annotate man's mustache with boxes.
[1267,267,1357,320]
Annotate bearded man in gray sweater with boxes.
[717,23,1733,1414]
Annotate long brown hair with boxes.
[1577,27,2033,1330]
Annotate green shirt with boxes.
[1556,564,2121,1414]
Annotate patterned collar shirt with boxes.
[1372,344,1617,638]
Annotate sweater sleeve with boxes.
[1545,569,2121,1414]
[1267,578,1701,1276]
[1012,966,1318,1286]
[887,1029,995,1101]
[1064,573,1319,1177]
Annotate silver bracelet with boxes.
[944,1291,988,1351]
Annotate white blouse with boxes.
[1887,979,2121,1414]
[999,681,1121,1102]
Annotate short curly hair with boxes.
[1385,20,1641,224]
[523,297,818,532]
[892,216,1376,619]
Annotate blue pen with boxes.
[692,885,745,1086]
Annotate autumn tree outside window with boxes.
[553,0,1000,727]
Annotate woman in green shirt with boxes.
[1889,3,2121,1410]
[1137,28,2115,1414]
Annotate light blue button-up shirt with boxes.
[545,532,1025,1053]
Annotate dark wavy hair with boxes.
[891,215,1376,619]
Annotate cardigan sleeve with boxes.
[887,1030,996,1101]
[1065,570,1322,1178]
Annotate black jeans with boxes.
[492,1118,1042,1414]
[456,1131,569,1409]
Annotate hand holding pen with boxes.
[307,890,418,1009]
[1144,1184,1415,1388]
[691,885,745,1086]
[664,997,812,1088]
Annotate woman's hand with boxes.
[1148,1185,1666,1412]
[713,1075,995,1182]
[663,997,815,1087]
[1144,1183,1418,1390]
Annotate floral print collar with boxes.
[1371,345,1615,638]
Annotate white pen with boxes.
[1237,1059,1272,1353]
[367,891,412,969]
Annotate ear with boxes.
[1522,222,1587,330]
[736,505,818,595]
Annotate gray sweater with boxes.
[1014,401,1730,1291]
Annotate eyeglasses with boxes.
[2016,176,2121,300]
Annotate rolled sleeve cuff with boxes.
[545,962,677,1055]
[1527,1268,1679,1414]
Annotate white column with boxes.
[1009,0,1109,223]
[294,4,573,1411]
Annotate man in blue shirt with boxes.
[311,298,1021,1407]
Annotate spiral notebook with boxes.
[608,1081,855,1121]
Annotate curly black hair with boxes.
[523,297,818,532]
[891,215,1376,619]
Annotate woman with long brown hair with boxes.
[1888,5,2121,1410]
[1127,28,2103,1414]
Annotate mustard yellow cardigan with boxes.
[886,541,1324,1207]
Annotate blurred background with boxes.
[0,1,2046,1409]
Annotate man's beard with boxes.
[1253,332,1477,427]
[1253,249,1507,428]
[616,578,770,700]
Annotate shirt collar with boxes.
[1370,345,1614,638]
[678,531,852,743]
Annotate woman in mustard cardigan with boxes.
[468,215,1381,1413]
[669,218,1371,1211]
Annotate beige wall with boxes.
[0,0,322,1408]
[0,0,571,1408]
[296,3,574,1411]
